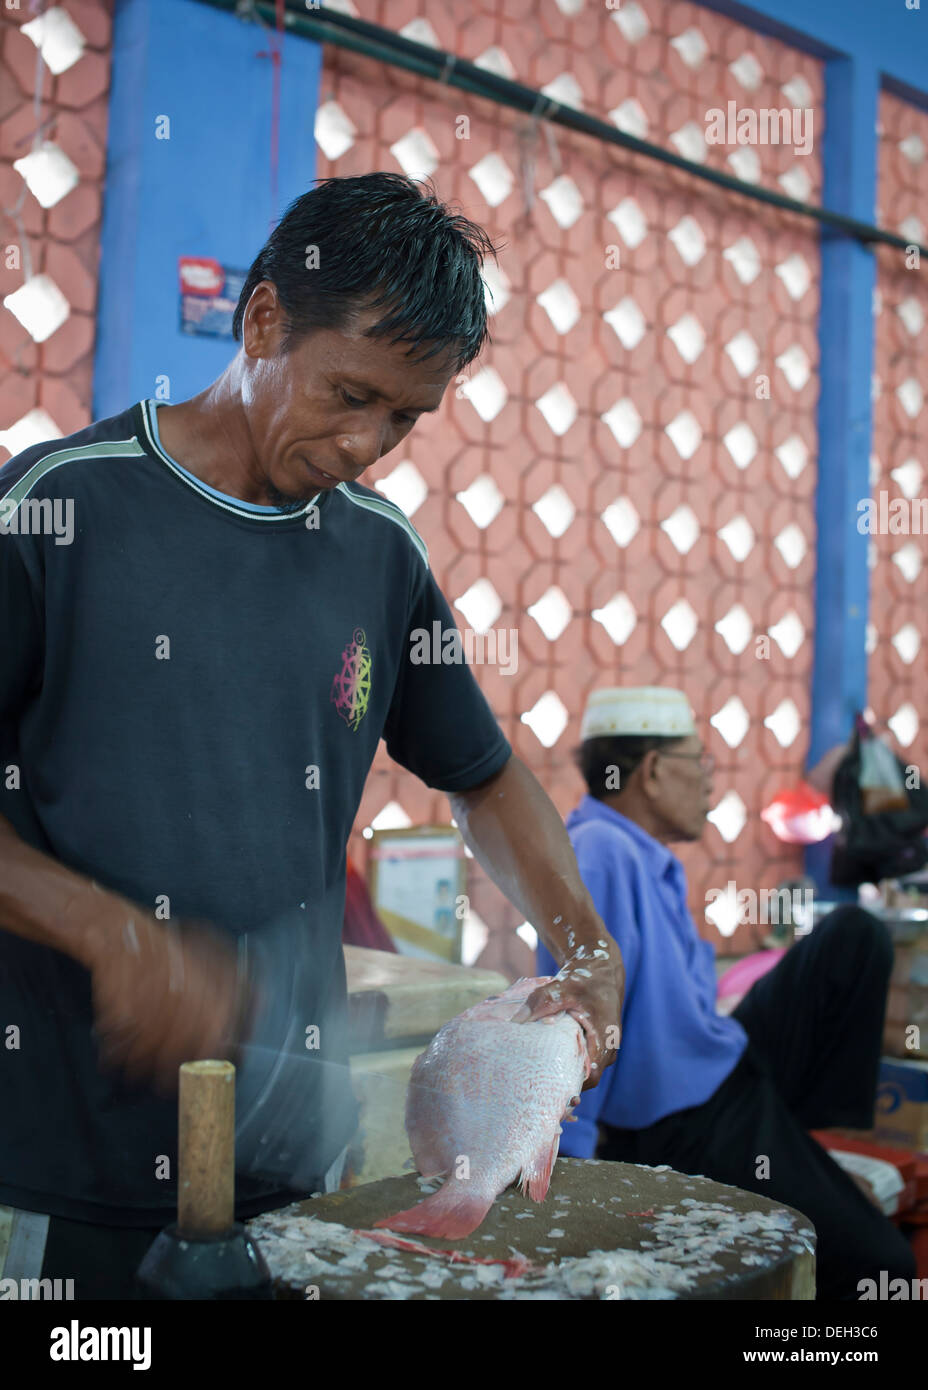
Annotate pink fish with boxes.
[374,977,590,1240]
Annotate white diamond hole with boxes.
[668,216,706,267]
[604,297,647,350]
[667,314,706,364]
[715,605,753,654]
[708,792,747,844]
[454,579,502,633]
[537,279,581,335]
[661,599,698,651]
[536,383,578,437]
[602,398,643,449]
[892,624,921,665]
[601,498,640,548]
[539,176,584,229]
[768,611,805,658]
[725,331,759,379]
[765,700,801,748]
[717,515,755,561]
[774,523,808,569]
[724,423,758,470]
[660,505,700,554]
[775,435,809,480]
[533,484,576,537]
[469,153,515,208]
[527,587,572,641]
[665,410,702,460]
[593,593,637,644]
[521,692,569,748]
[608,197,648,249]
[459,366,508,423]
[390,127,440,180]
[456,475,505,529]
[893,544,922,583]
[375,460,427,517]
[888,705,918,747]
[711,697,750,749]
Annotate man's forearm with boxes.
[448,754,610,965]
[0,814,119,965]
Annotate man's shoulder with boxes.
[569,812,650,877]
[332,478,429,568]
[0,403,145,498]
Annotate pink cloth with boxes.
[716,948,786,1006]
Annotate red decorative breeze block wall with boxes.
[320,0,824,972]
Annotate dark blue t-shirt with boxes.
[0,397,511,1224]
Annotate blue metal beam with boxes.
[804,55,880,893]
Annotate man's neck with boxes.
[154,366,269,505]
[598,793,676,846]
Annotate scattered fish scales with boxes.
[250,1194,812,1300]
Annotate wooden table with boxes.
[247,1157,816,1300]
[344,945,508,1047]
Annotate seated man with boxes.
[537,685,916,1301]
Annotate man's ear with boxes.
[638,748,662,799]
[242,280,284,359]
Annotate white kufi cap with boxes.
[580,686,696,740]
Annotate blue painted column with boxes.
[804,55,880,896]
[94,0,322,419]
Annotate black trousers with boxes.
[40,1219,164,1301]
[598,906,917,1300]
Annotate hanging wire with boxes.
[516,97,562,233]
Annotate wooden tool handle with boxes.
[178,1059,235,1237]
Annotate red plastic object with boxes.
[916,1154,928,1204]
[760,781,841,844]
[810,1131,918,1215]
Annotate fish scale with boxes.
[374,977,590,1240]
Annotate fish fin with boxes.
[373,1178,495,1240]
[520,1132,560,1202]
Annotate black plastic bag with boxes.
[829,718,928,886]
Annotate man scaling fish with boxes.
[0,172,624,1298]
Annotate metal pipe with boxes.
[196,0,927,258]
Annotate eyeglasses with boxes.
[659,750,715,774]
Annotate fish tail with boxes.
[520,1132,560,1202]
[373,1178,495,1240]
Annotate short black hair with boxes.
[232,172,500,372]
[574,734,687,798]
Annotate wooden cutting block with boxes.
[247,1157,816,1300]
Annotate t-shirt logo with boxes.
[331,627,372,731]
